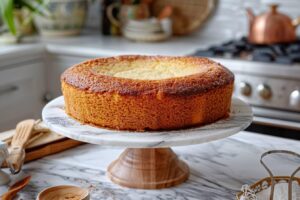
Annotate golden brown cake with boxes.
[61,55,234,131]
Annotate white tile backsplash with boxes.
[86,0,300,41]
[85,0,101,30]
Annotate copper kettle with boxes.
[246,4,300,44]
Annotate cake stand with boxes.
[42,96,252,189]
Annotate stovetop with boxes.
[192,37,300,127]
[194,37,300,65]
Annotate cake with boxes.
[61,55,234,131]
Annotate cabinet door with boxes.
[0,61,45,131]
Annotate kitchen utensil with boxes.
[3,120,52,145]
[25,132,45,147]
[237,150,300,200]
[1,176,31,200]
[107,2,150,29]
[151,0,216,35]
[101,0,121,35]
[246,4,300,45]
[0,142,10,185]
[125,18,162,31]
[4,131,46,147]
[37,185,90,200]
[157,5,173,20]
[123,29,169,42]
[123,18,172,42]
[9,119,35,174]
[42,96,252,189]
[34,0,87,37]
[0,127,83,167]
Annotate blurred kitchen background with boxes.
[86,0,300,41]
[0,0,300,139]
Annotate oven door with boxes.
[247,116,300,140]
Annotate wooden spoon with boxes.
[9,119,35,174]
[3,120,49,146]
[1,176,31,200]
[37,185,90,200]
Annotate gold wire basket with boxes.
[236,150,300,200]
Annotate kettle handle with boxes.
[292,17,300,27]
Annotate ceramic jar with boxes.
[14,8,35,36]
[34,0,87,37]
[0,8,34,44]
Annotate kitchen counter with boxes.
[1,131,300,199]
[43,33,217,57]
[0,32,221,59]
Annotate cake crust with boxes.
[61,55,234,96]
[61,55,234,131]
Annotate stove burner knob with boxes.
[289,90,300,108]
[257,84,272,100]
[239,82,251,96]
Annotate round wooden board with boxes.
[151,0,216,35]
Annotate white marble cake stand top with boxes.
[42,96,252,148]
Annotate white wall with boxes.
[86,0,300,41]
[85,0,101,30]
[195,0,300,41]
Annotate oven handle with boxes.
[254,116,300,131]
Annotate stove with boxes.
[192,37,300,138]
[194,37,300,64]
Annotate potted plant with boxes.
[34,0,87,37]
[0,0,47,43]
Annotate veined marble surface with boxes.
[42,97,252,147]
[1,132,300,200]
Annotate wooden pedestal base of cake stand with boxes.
[107,148,189,189]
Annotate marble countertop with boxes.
[0,32,222,60]
[43,33,218,57]
[1,131,300,200]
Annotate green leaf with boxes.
[19,0,49,17]
[0,0,16,35]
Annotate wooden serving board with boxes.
[0,129,83,167]
[151,0,216,35]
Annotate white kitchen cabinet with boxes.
[0,61,45,131]
[46,54,100,99]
